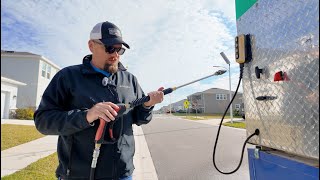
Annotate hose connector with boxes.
[91,144,101,168]
[254,129,260,136]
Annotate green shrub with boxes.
[233,109,240,116]
[13,108,35,120]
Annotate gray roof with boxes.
[171,99,187,106]
[189,88,243,96]
[1,50,40,56]
[1,76,27,86]
[1,50,61,70]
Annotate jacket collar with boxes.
[81,54,127,75]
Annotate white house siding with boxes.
[203,93,242,114]
[1,52,60,109]
[36,60,59,107]
[1,57,40,108]
[1,77,26,119]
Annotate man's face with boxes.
[89,40,123,73]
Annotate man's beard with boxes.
[104,63,118,74]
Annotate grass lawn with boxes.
[1,124,45,151]
[173,113,242,120]
[223,121,246,129]
[2,152,58,180]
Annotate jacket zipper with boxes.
[67,135,74,179]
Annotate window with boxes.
[216,94,227,100]
[41,62,52,79]
[235,104,241,110]
[41,63,46,77]
[46,65,51,79]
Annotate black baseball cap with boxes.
[90,21,130,49]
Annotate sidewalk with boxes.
[1,119,158,179]
[1,119,35,125]
[192,118,244,126]
[1,135,58,176]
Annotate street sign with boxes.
[184,100,190,109]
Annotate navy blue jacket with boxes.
[34,55,154,179]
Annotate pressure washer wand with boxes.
[177,69,227,89]
[90,69,227,180]
[129,69,227,107]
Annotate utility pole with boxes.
[220,52,233,123]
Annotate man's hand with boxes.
[144,87,165,107]
[86,102,119,123]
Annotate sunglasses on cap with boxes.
[92,40,126,55]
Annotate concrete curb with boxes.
[132,125,158,180]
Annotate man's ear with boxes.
[88,40,94,53]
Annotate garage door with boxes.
[1,92,6,119]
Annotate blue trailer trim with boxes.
[248,148,319,180]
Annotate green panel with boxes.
[236,0,257,20]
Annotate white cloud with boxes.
[2,0,238,110]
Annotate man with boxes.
[34,21,164,180]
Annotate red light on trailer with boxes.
[274,71,284,81]
[274,71,290,81]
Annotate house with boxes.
[1,76,26,119]
[170,99,187,112]
[161,88,243,114]
[1,50,61,109]
[187,88,243,114]
[159,105,171,113]
[158,99,188,113]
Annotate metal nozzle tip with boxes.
[215,70,227,75]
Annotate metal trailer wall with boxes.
[237,0,319,160]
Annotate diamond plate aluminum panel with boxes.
[237,0,319,159]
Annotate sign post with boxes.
[184,100,190,117]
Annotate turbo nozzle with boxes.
[214,69,227,75]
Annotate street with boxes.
[142,114,252,180]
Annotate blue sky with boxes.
[1,0,242,110]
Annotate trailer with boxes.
[235,0,319,179]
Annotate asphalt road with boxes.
[142,114,253,180]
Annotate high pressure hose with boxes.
[212,64,260,174]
